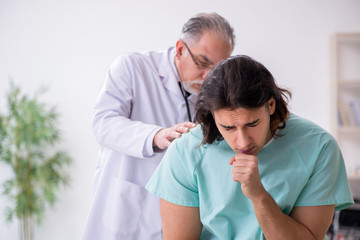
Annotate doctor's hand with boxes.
[153,121,196,150]
[229,154,266,201]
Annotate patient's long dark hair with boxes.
[195,55,291,145]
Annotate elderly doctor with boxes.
[82,13,235,240]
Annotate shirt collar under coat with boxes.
[158,47,197,105]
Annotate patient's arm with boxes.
[160,199,202,240]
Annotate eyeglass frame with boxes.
[181,40,215,70]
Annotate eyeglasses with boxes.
[182,40,214,70]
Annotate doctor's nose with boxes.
[201,68,212,80]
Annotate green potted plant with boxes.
[0,82,72,240]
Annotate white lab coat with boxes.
[83,47,196,240]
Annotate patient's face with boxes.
[213,99,275,156]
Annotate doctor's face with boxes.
[175,31,232,95]
[213,98,276,156]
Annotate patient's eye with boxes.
[246,119,260,128]
[222,126,234,131]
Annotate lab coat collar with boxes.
[158,47,181,96]
[159,47,197,105]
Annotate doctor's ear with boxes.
[175,40,184,58]
[175,50,182,59]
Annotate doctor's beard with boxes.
[182,79,204,96]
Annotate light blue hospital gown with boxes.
[146,113,354,240]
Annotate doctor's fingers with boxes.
[167,129,182,139]
[156,130,180,149]
[154,122,195,149]
[178,121,197,129]
[172,122,196,134]
[153,128,173,149]
[159,128,182,142]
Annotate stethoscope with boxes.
[178,81,192,122]
[174,53,193,123]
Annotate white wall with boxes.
[0,0,359,239]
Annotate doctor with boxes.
[83,13,235,240]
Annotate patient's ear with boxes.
[268,97,276,115]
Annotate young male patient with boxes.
[146,55,353,240]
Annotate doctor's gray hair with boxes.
[180,12,235,51]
